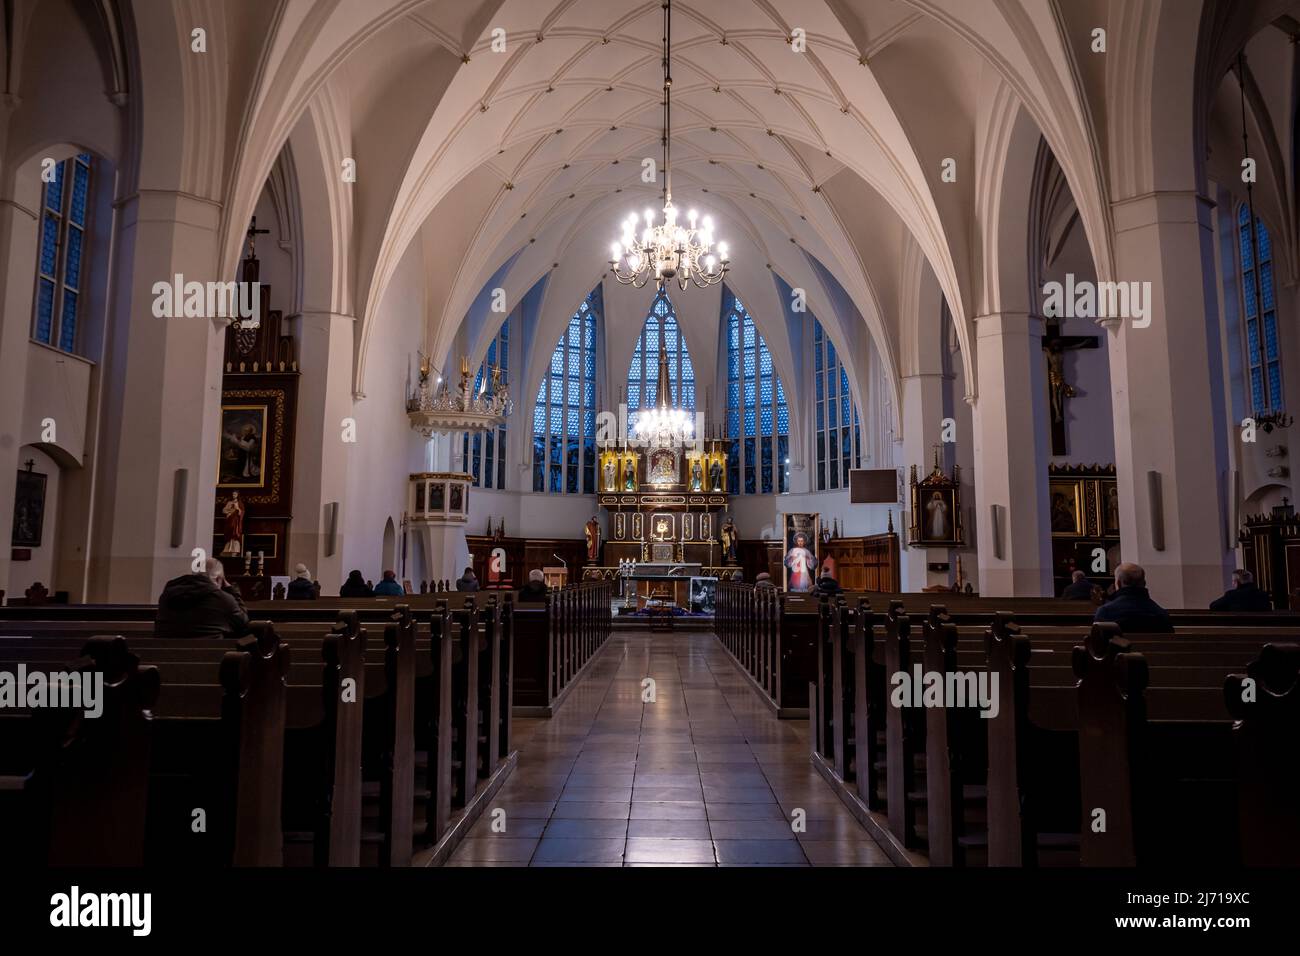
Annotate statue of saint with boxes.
[709,458,723,492]
[585,516,601,563]
[720,517,738,564]
[690,459,703,491]
[220,492,245,557]
[604,457,617,491]
[624,455,636,491]
[784,532,815,592]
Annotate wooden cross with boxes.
[1041,319,1099,456]
[244,216,270,260]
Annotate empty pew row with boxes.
[512,581,614,717]
[804,597,1300,867]
[714,582,810,717]
[0,597,516,866]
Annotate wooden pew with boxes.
[0,635,159,865]
[1225,642,1300,865]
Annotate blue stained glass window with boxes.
[813,315,864,490]
[71,163,89,225]
[1238,205,1285,416]
[40,217,58,276]
[533,288,600,492]
[466,319,510,488]
[47,163,64,213]
[32,155,94,350]
[36,279,55,342]
[725,289,787,496]
[58,292,77,351]
[627,289,694,423]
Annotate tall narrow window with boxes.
[533,288,600,493]
[813,318,863,491]
[462,319,509,489]
[1238,205,1284,414]
[725,290,787,495]
[627,289,693,431]
[33,153,93,352]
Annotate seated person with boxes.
[754,571,777,590]
[455,567,480,592]
[339,569,374,598]
[516,569,549,603]
[814,566,842,595]
[1209,568,1272,612]
[155,558,251,639]
[287,563,317,600]
[1093,563,1173,633]
[373,569,405,596]
[1061,570,1094,600]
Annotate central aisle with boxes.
[445,628,892,866]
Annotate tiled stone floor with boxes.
[445,628,892,867]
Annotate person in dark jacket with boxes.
[1061,570,1094,600]
[455,567,480,592]
[814,567,842,595]
[373,569,405,596]
[287,563,316,600]
[517,569,549,603]
[155,558,251,639]
[1093,563,1173,633]
[340,569,374,598]
[1209,569,1272,612]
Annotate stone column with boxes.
[1107,191,1232,606]
[288,310,355,591]
[86,190,225,602]
[970,312,1052,596]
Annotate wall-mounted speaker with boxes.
[325,502,339,556]
[1147,471,1164,551]
[990,503,1004,560]
[169,469,188,548]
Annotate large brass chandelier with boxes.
[609,0,728,292]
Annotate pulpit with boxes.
[542,566,568,589]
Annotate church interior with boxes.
[1,0,1299,902]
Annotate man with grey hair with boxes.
[1061,569,1094,600]
[154,557,252,639]
[1209,568,1272,612]
[516,568,549,603]
[1093,562,1173,633]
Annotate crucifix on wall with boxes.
[1041,318,1099,456]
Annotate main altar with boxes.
[581,337,742,607]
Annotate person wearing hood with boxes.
[517,569,549,603]
[155,558,251,639]
[374,569,405,596]
[340,569,374,598]
[455,567,480,592]
[287,563,317,600]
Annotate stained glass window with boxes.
[533,288,601,493]
[1238,205,1284,415]
[627,289,694,431]
[812,317,863,491]
[462,319,510,489]
[724,289,788,494]
[33,153,92,352]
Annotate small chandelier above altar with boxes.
[634,327,694,444]
[406,352,512,439]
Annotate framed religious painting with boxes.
[780,512,820,592]
[11,468,47,548]
[908,454,964,547]
[217,404,268,489]
[1048,477,1085,537]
